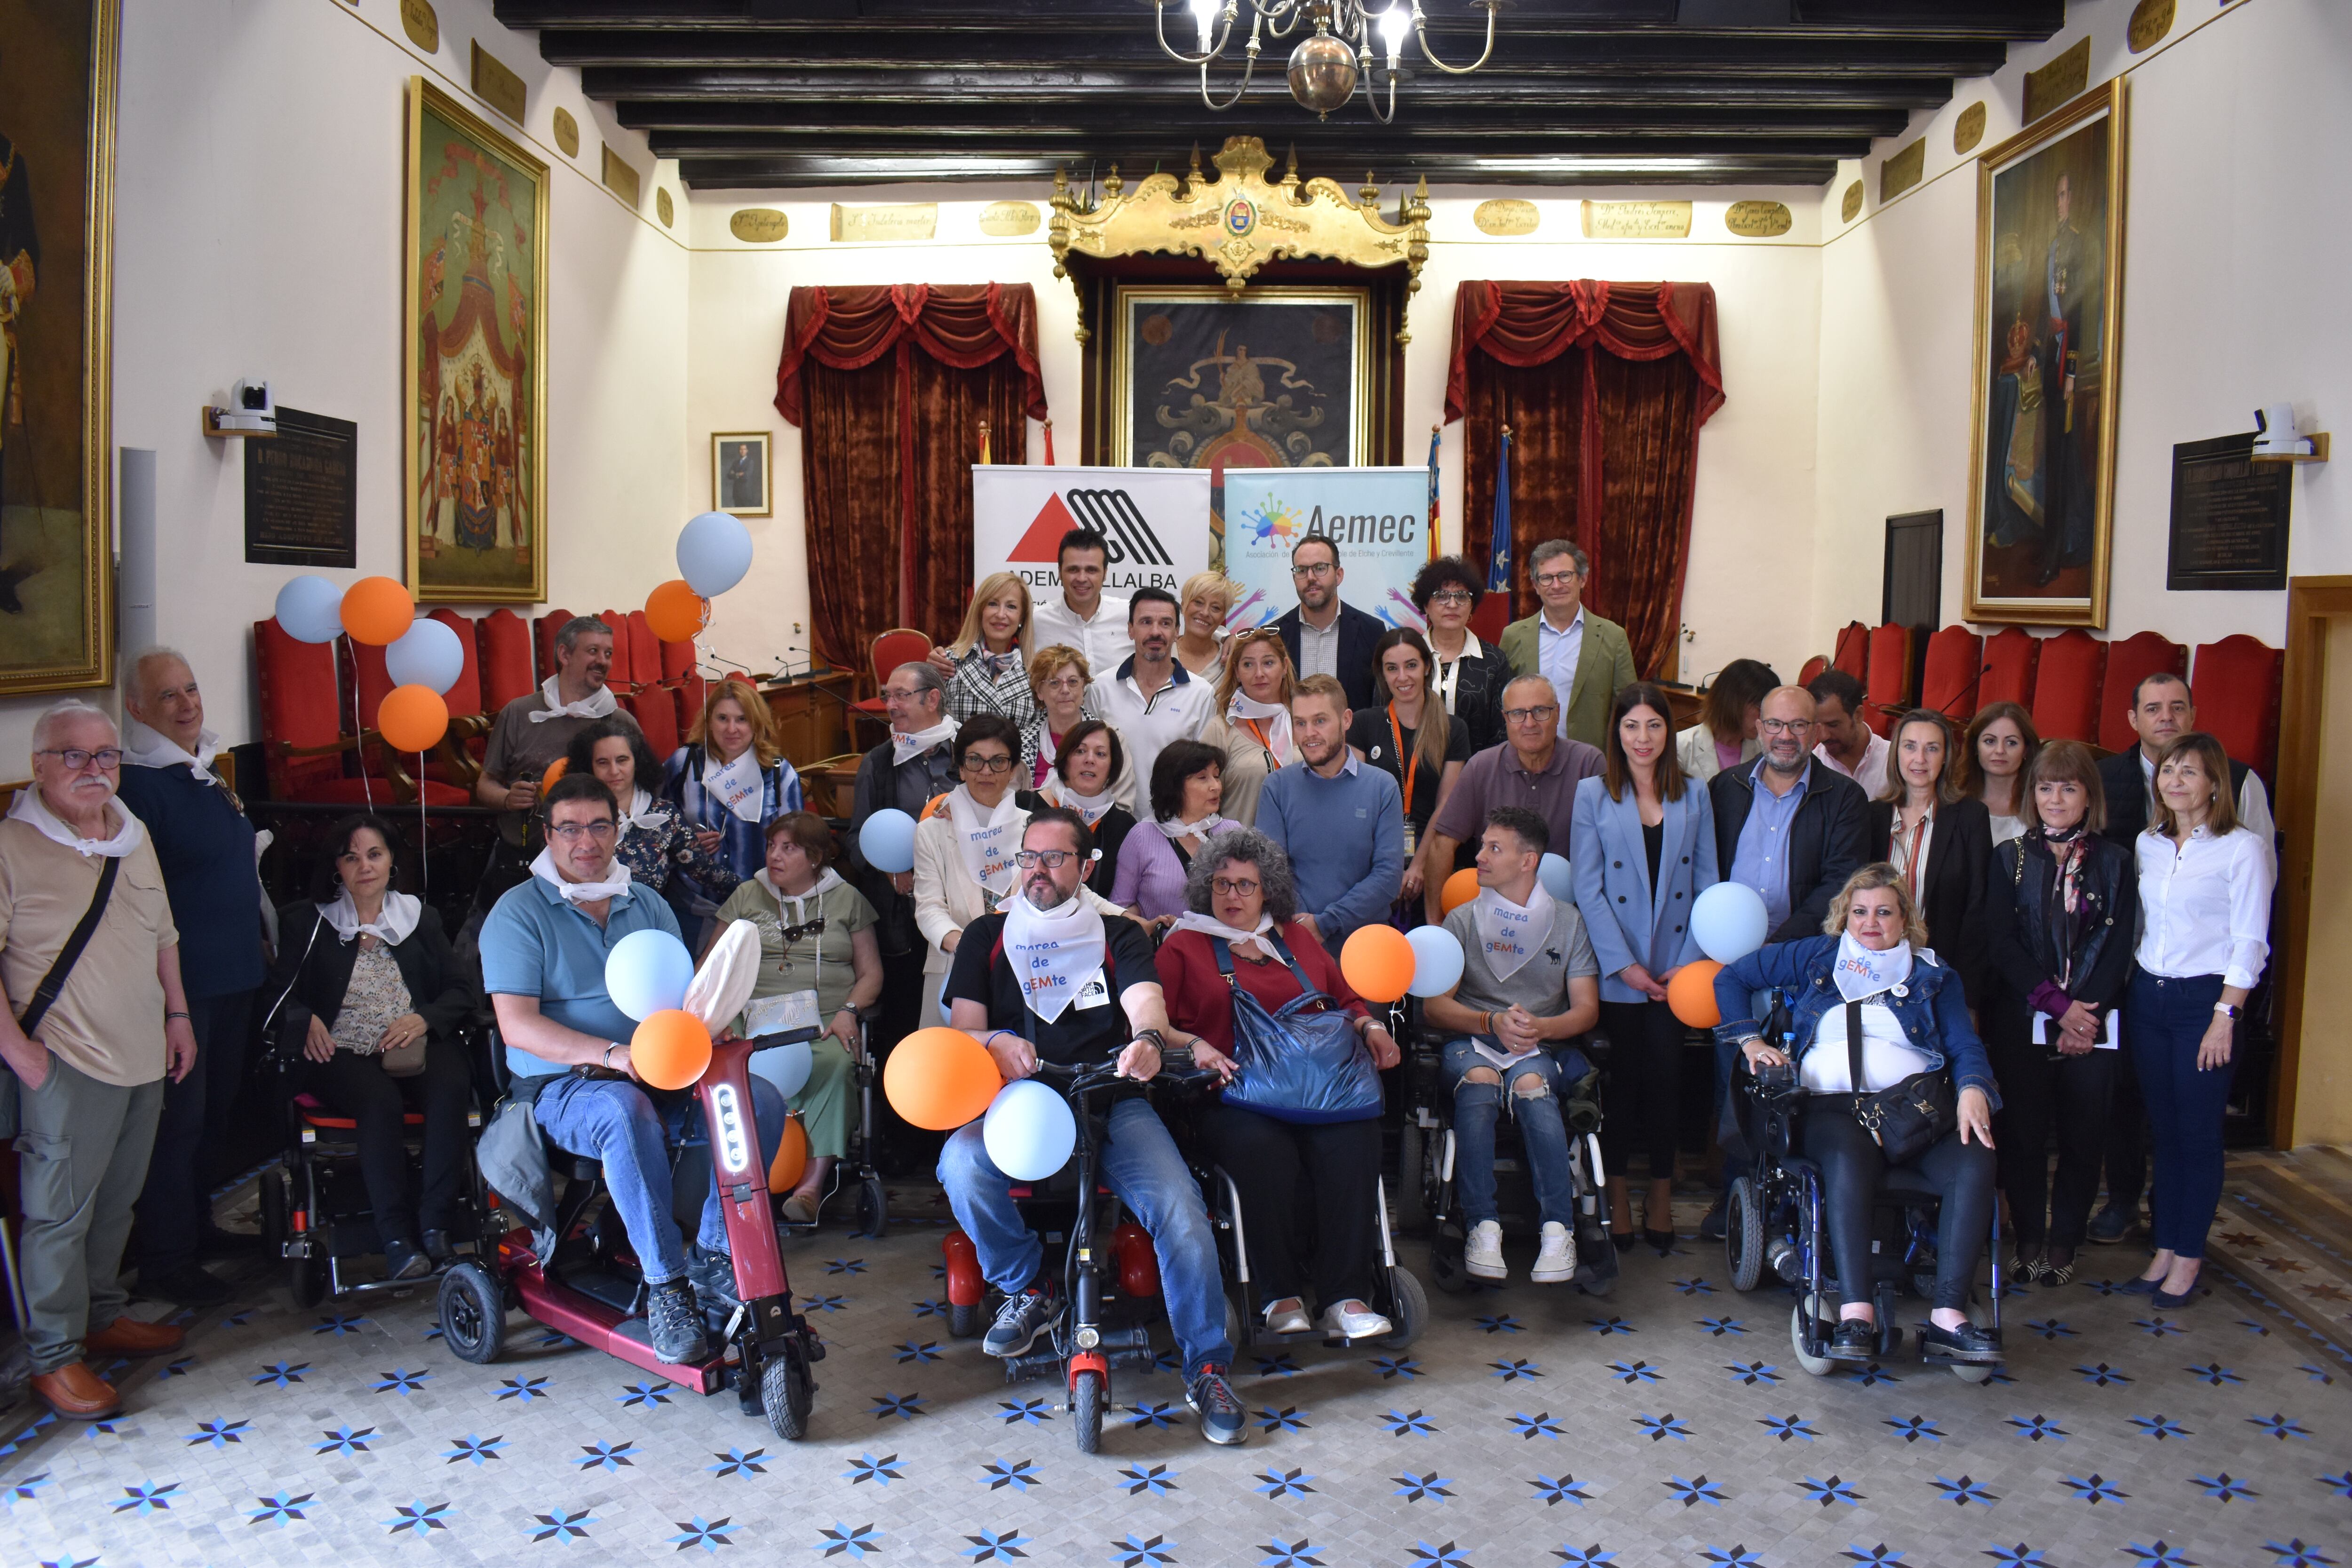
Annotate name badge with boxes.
[1074,970,1110,1010]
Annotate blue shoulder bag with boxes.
[1212,933,1383,1125]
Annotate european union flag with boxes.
[1486,426,1514,594]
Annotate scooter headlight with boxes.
[709,1082,753,1174]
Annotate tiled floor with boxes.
[4,1173,2350,1568]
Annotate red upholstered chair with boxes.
[254,620,464,805]
[426,608,485,721]
[346,637,393,732]
[1831,621,1869,681]
[476,608,537,710]
[621,611,663,692]
[1918,625,1983,722]
[533,608,573,682]
[659,634,697,684]
[1978,626,2040,710]
[622,687,683,763]
[1864,622,1915,736]
[2191,634,2284,779]
[2096,630,2188,754]
[1797,654,1830,688]
[851,629,934,721]
[2028,629,2106,743]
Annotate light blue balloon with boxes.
[860,807,918,875]
[275,575,345,644]
[677,511,755,598]
[751,1037,813,1102]
[1405,923,1465,999]
[982,1078,1078,1181]
[605,927,694,1022]
[1692,881,1771,964]
[1538,852,1574,902]
[385,616,465,695]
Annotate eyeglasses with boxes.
[883,686,929,702]
[1427,589,1474,607]
[1534,570,1581,588]
[1039,675,1086,693]
[962,755,1015,774]
[1013,849,1083,869]
[548,820,619,843]
[38,748,123,770]
[1211,877,1262,897]
[1290,562,1336,579]
[1758,718,1814,735]
[1500,706,1558,724]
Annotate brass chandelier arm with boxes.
[1152,0,1235,67]
[1200,41,1262,111]
[1412,0,1500,75]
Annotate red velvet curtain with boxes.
[776,284,1050,669]
[1448,280,1724,680]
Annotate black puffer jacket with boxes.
[1980,828,2138,1046]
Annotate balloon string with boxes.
[350,641,374,812]
[417,753,429,902]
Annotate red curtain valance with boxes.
[774,283,1048,428]
[1443,279,1724,427]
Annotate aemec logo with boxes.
[1007,490,1173,568]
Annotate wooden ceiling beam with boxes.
[676,151,1843,189]
[623,100,1911,138]
[648,126,1885,159]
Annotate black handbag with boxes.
[1843,998,1955,1165]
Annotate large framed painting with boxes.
[1965,78,2128,627]
[404,77,548,604]
[0,0,117,694]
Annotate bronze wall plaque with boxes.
[245,408,357,570]
[1954,101,1987,155]
[1841,181,1864,222]
[730,208,790,243]
[470,40,525,123]
[831,203,938,242]
[657,188,674,227]
[978,200,1041,237]
[1880,138,1927,203]
[399,0,437,52]
[2023,37,2093,126]
[1579,199,1690,239]
[1473,198,1541,236]
[2130,0,2176,53]
[601,143,641,208]
[2168,433,2293,591]
[1724,200,1792,238]
[552,106,579,158]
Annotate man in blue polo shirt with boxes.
[481,774,784,1365]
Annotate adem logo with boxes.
[1007,489,1172,568]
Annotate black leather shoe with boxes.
[1697,1194,1728,1242]
[383,1238,432,1282]
[1828,1318,1876,1361]
[2086,1204,2136,1244]
[1923,1319,2004,1362]
[421,1229,455,1266]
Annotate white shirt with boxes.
[1032,592,1134,678]
[1296,610,1343,683]
[1814,732,1890,800]
[1802,999,1935,1094]
[2135,823,2274,991]
[1536,609,1585,740]
[1088,657,1215,816]
[1989,812,2026,847]
[2139,750,2277,877]
[1430,629,1486,718]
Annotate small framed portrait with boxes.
[712,431,771,517]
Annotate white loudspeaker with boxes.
[118,447,157,659]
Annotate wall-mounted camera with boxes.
[204,377,277,436]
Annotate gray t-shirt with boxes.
[480,692,642,786]
[1443,894,1599,1017]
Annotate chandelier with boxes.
[1155,0,1499,123]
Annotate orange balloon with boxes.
[768,1110,809,1194]
[645,579,710,643]
[632,1009,714,1090]
[1667,958,1726,1030]
[1440,868,1481,915]
[341,575,415,645]
[1340,923,1417,1004]
[540,757,569,788]
[883,1026,1001,1130]
[377,684,449,753]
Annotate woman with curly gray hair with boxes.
[1155,828,1403,1342]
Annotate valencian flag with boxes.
[1426,425,1443,562]
[1486,425,1514,593]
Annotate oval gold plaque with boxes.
[1840,181,1864,223]
[1473,199,1541,237]
[657,188,674,228]
[1954,101,1987,155]
[730,208,789,243]
[553,106,579,158]
[1724,200,1792,238]
[977,200,1041,237]
[2129,0,2176,52]
[399,0,438,52]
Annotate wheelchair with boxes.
[1721,1011,2003,1384]
[1196,1157,1427,1355]
[775,1007,891,1241]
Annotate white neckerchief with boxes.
[318,889,421,946]
[702,746,767,824]
[1832,931,1915,1003]
[1001,887,1107,1023]
[1226,690,1293,762]
[758,865,844,926]
[1473,883,1555,981]
[893,719,957,767]
[1040,773,1120,827]
[616,787,671,843]
[1155,812,1233,843]
[120,715,221,784]
[6,788,145,859]
[527,675,618,723]
[1429,629,1483,716]
[1172,908,1276,963]
[528,846,634,906]
[943,785,1023,897]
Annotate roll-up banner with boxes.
[1223,467,1430,633]
[972,466,1212,597]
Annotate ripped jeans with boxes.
[1440,1038,1591,1230]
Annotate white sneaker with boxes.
[1464,1220,1506,1280]
[1530,1221,1577,1284]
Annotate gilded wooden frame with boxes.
[1963,77,2128,628]
[403,77,550,605]
[710,430,772,518]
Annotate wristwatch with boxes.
[2213,1002,2240,1019]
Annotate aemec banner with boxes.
[972,466,1212,598]
[1223,467,1430,633]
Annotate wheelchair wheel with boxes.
[948,1301,984,1339]
[1724,1177,1765,1293]
[763,1344,815,1441]
[1071,1368,1104,1455]
[1395,1122,1430,1234]
[437,1263,507,1366]
[288,1244,326,1308]
[1378,1266,1427,1351]
[1790,1293,1837,1378]
[856,1176,889,1241]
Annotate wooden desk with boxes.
[760,670,858,770]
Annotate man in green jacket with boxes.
[1496,540,1637,753]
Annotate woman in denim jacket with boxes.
[1711,864,2003,1365]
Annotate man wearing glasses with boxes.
[482,773,786,1367]
[1497,540,1637,752]
[1418,675,1605,926]
[1272,534,1384,714]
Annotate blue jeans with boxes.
[2129,970,2232,1259]
[533,1074,786,1286]
[1441,1039,1589,1229]
[938,1094,1233,1378]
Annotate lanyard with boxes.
[1387,703,1421,817]
[1239,716,1279,769]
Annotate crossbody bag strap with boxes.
[1845,997,1867,1101]
[16,857,121,1039]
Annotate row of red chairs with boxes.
[1799,621,2283,780]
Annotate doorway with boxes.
[2273,575,2352,1147]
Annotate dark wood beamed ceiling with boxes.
[494,0,2066,191]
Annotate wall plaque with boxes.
[552,106,579,158]
[657,187,674,227]
[1724,200,1791,238]
[730,207,790,242]
[1880,138,1927,202]
[831,202,937,242]
[470,40,525,122]
[601,143,641,207]
[1841,181,1864,222]
[1954,101,1987,154]
[2167,433,2293,591]
[2023,37,2092,126]
[1579,199,1690,239]
[245,408,357,569]
[399,0,437,52]
[2129,0,2176,53]
[977,200,1041,237]
[1473,198,1541,236]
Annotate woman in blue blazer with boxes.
[1572,682,1719,1250]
